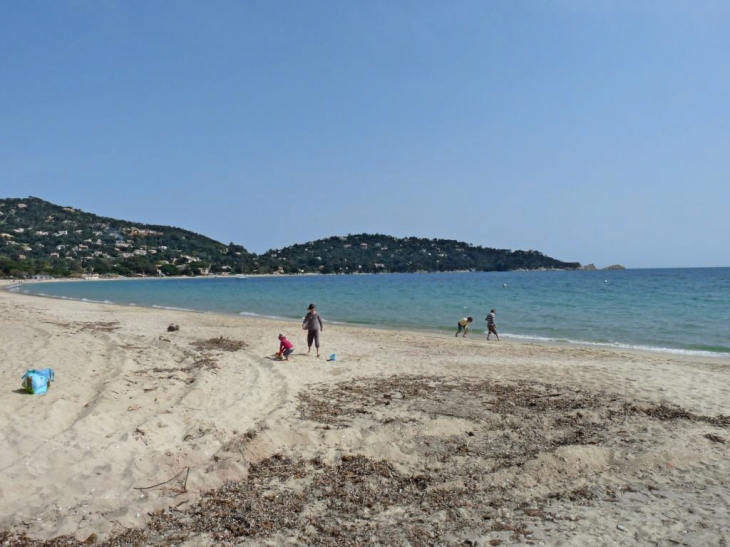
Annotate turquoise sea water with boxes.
[10,268,730,357]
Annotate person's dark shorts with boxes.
[488,324,498,334]
[307,330,321,348]
[283,347,294,357]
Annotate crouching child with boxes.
[277,334,295,361]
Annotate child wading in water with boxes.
[455,317,473,337]
[277,334,295,361]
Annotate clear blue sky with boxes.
[2,1,728,268]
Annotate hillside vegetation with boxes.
[0,197,580,278]
[260,235,580,274]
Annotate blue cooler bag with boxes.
[21,368,55,395]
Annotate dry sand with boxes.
[0,281,729,546]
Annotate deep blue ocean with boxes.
[10,268,730,357]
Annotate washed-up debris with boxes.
[705,433,726,444]
[2,375,728,547]
[191,337,248,352]
[79,321,120,332]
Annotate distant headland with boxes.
[580,264,626,271]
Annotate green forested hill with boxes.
[259,234,580,274]
[0,197,580,277]
[0,197,254,277]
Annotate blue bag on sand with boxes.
[21,368,55,395]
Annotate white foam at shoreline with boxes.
[151,304,196,312]
[504,333,730,358]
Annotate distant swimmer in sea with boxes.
[455,317,473,337]
[486,309,500,341]
[302,303,324,357]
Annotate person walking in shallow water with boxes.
[486,309,500,341]
[302,303,324,357]
[455,317,473,337]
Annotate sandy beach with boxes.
[1,281,729,546]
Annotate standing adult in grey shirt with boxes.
[302,303,324,357]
